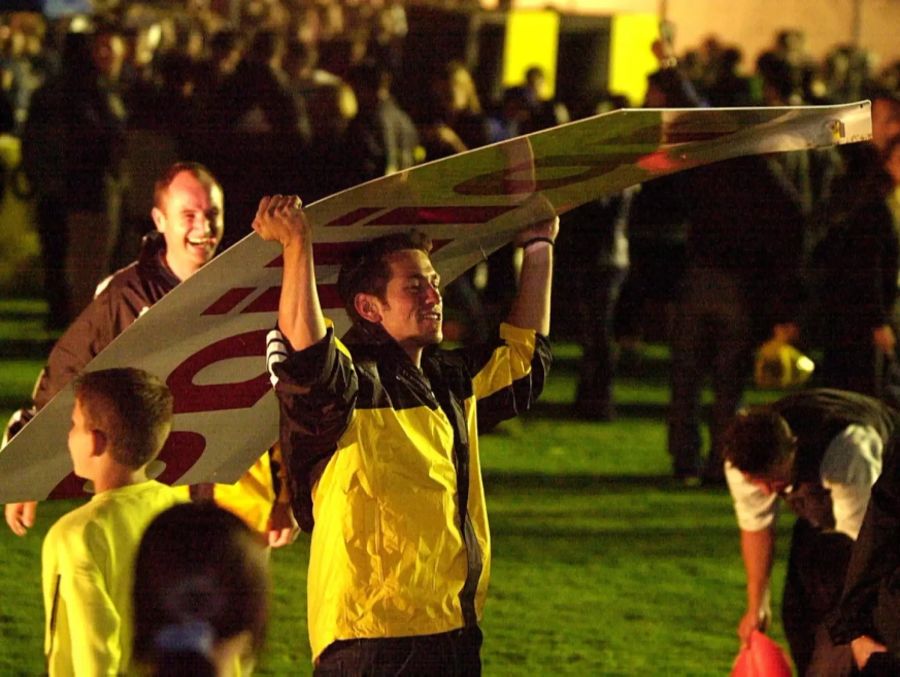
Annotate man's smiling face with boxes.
[376,249,443,361]
[153,170,224,281]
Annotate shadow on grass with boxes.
[0,394,31,411]
[483,470,728,495]
[1,339,54,360]
[529,400,669,420]
[552,352,672,381]
[484,472,738,563]
[492,521,739,562]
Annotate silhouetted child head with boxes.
[70,368,173,477]
[132,502,270,676]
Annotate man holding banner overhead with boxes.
[256,194,555,674]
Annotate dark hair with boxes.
[885,133,900,162]
[863,84,900,106]
[756,53,799,102]
[74,368,173,469]
[133,503,270,676]
[722,408,795,476]
[346,58,392,93]
[248,29,283,63]
[153,162,221,210]
[209,29,240,58]
[336,230,432,325]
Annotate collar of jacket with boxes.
[137,231,184,290]
[342,320,442,379]
[343,320,409,358]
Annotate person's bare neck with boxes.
[406,347,423,369]
[91,465,149,494]
[164,255,202,283]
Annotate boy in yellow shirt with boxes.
[41,368,183,675]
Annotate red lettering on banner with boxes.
[167,331,271,413]
[318,284,344,309]
[264,238,453,269]
[368,206,516,225]
[235,284,346,314]
[155,431,207,485]
[202,288,256,315]
[453,154,634,195]
[325,207,383,227]
[242,287,281,314]
[313,241,364,265]
[663,129,732,144]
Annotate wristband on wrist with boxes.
[521,236,555,250]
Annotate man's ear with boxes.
[151,206,166,233]
[354,293,382,323]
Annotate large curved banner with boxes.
[0,102,872,502]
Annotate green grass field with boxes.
[0,299,793,675]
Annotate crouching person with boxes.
[723,389,898,675]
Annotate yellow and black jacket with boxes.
[267,320,551,661]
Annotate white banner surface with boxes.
[0,103,872,502]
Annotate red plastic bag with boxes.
[731,630,793,677]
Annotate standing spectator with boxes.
[815,90,900,400]
[209,29,297,136]
[22,24,128,326]
[502,64,567,132]
[194,27,243,101]
[344,58,420,185]
[667,154,806,484]
[706,47,755,107]
[205,29,305,251]
[418,60,489,161]
[568,188,635,421]
[818,137,900,400]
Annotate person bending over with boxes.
[723,389,898,675]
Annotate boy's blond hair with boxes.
[74,368,173,469]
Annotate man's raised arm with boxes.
[506,217,559,336]
[252,195,327,351]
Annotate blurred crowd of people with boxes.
[617,25,900,486]
[0,1,574,331]
[1,5,900,437]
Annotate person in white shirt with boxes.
[722,388,899,676]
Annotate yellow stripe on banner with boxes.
[503,10,560,99]
[609,13,661,107]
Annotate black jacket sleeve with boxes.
[271,328,359,531]
[831,439,900,644]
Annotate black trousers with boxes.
[667,267,753,478]
[782,521,855,676]
[314,626,483,677]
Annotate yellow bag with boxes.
[754,338,815,389]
